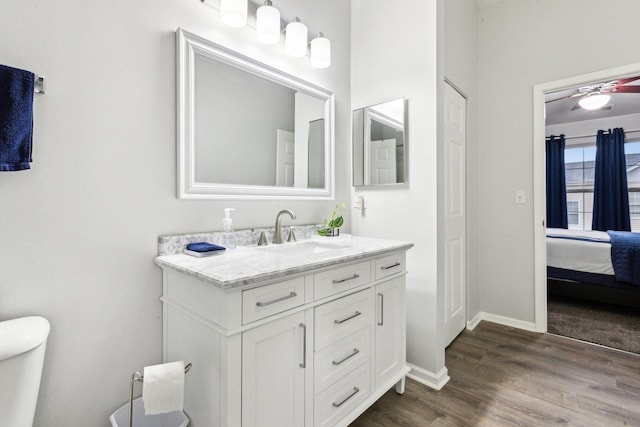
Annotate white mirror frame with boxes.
[176,28,335,200]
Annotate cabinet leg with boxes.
[395,376,406,395]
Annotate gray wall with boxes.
[0,0,350,425]
[195,55,295,185]
[476,0,640,323]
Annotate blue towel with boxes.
[186,242,226,253]
[607,230,640,286]
[0,65,35,171]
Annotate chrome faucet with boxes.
[273,209,296,244]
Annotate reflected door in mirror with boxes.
[353,98,407,187]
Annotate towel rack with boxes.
[34,75,46,94]
[128,362,192,427]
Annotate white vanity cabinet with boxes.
[242,310,307,427]
[157,239,411,427]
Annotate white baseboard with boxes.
[467,311,537,332]
[406,364,450,390]
[466,312,482,330]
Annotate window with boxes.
[564,146,595,230]
[627,141,640,231]
[563,140,640,231]
[567,200,580,226]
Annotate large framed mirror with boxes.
[352,98,407,187]
[176,28,335,199]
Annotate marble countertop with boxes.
[155,235,413,290]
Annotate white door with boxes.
[444,83,467,347]
[242,311,306,427]
[365,139,397,185]
[276,129,295,187]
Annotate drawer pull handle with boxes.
[332,387,360,408]
[299,323,307,368]
[381,262,401,270]
[332,348,360,366]
[334,311,361,324]
[332,274,360,284]
[256,291,297,307]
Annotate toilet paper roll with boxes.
[142,360,185,415]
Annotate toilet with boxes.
[0,316,50,427]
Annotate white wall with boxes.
[351,0,446,386]
[476,0,640,323]
[0,1,350,425]
[547,113,640,146]
[444,0,480,324]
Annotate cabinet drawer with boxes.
[314,261,371,300]
[374,253,404,280]
[315,289,373,351]
[314,362,370,427]
[242,277,305,324]
[314,326,370,394]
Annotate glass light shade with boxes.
[578,93,611,110]
[285,18,308,57]
[256,2,280,45]
[220,0,247,28]
[310,34,331,69]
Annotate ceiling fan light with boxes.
[578,93,611,111]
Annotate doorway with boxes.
[532,62,640,334]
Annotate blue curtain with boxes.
[592,128,630,231]
[546,135,568,229]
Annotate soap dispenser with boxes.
[220,208,237,249]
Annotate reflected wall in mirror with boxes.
[177,28,335,199]
[353,98,407,187]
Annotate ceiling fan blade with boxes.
[545,95,573,103]
[614,86,640,93]
[615,76,640,86]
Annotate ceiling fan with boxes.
[546,76,640,110]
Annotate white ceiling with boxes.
[545,77,640,126]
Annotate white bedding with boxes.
[546,228,614,275]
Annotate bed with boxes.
[546,228,640,307]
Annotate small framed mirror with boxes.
[177,28,335,199]
[352,98,407,187]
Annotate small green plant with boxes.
[318,203,346,236]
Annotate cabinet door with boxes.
[375,277,404,387]
[242,311,306,427]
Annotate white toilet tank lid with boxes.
[0,316,50,361]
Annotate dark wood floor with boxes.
[350,321,640,426]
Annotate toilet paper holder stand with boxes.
[128,362,192,427]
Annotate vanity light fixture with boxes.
[220,0,248,28]
[578,93,611,111]
[310,33,331,69]
[256,0,280,44]
[285,17,308,58]
[201,0,331,68]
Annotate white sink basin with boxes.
[258,241,350,257]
